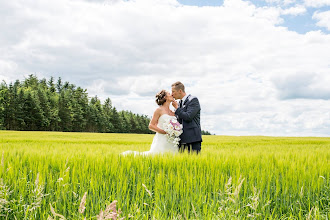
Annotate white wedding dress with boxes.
[122,114,178,156]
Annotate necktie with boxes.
[179,100,183,108]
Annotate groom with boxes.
[171,81,202,154]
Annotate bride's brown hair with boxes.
[155,90,167,106]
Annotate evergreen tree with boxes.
[135,115,143,133]
[87,96,107,132]
[120,111,131,133]
[110,107,123,133]
[36,87,50,130]
[48,77,56,93]
[48,92,60,131]
[15,89,26,130]
[201,130,212,135]
[71,87,88,132]
[56,77,63,93]
[129,113,138,133]
[0,82,7,129]
[22,90,45,130]
[39,78,48,90]
[58,90,72,131]
[24,75,39,90]
[4,83,17,130]
[103,98,114,132]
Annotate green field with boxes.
[0,131,329,219]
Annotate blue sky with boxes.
[178,0,330,34]
[1,0,330,136]
[281,6,330,33]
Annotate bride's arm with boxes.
[149,109,166,134]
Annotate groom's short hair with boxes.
[172,81,185,92]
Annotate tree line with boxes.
[0,75,154,133]
[0,75,212,134]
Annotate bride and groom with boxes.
[123,81,202,155]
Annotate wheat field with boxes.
[0,130,329,219]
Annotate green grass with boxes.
[0,131,329,219]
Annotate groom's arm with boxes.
[175,98,200,122]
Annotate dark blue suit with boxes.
[175,95,202,153]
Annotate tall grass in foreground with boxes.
[0,131,329,219]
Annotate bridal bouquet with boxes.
[163,118,183,146]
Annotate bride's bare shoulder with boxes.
[153,107,163,116]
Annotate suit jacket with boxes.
[175,95,202,144]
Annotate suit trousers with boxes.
[179,142,201,154]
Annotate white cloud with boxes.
[254,6,284,24]
[272,71,330,99]
[281,5,307,15]
[264,0,297,6]
[304,0,330,7]
[313,10,330,30]
[1,0,330,136]
[282,0,298,5]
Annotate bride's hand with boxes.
[159,129,167,134]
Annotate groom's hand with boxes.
[172,100,178,109]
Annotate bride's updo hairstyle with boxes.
[155,90,167,106]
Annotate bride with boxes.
[122,90,179,155]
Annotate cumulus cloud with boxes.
[1,0,330,136]
[313,10,330,30]
[281,5,307,15]
[272,72,330,100]
[263,0,297,5]
[304,0,330,7]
